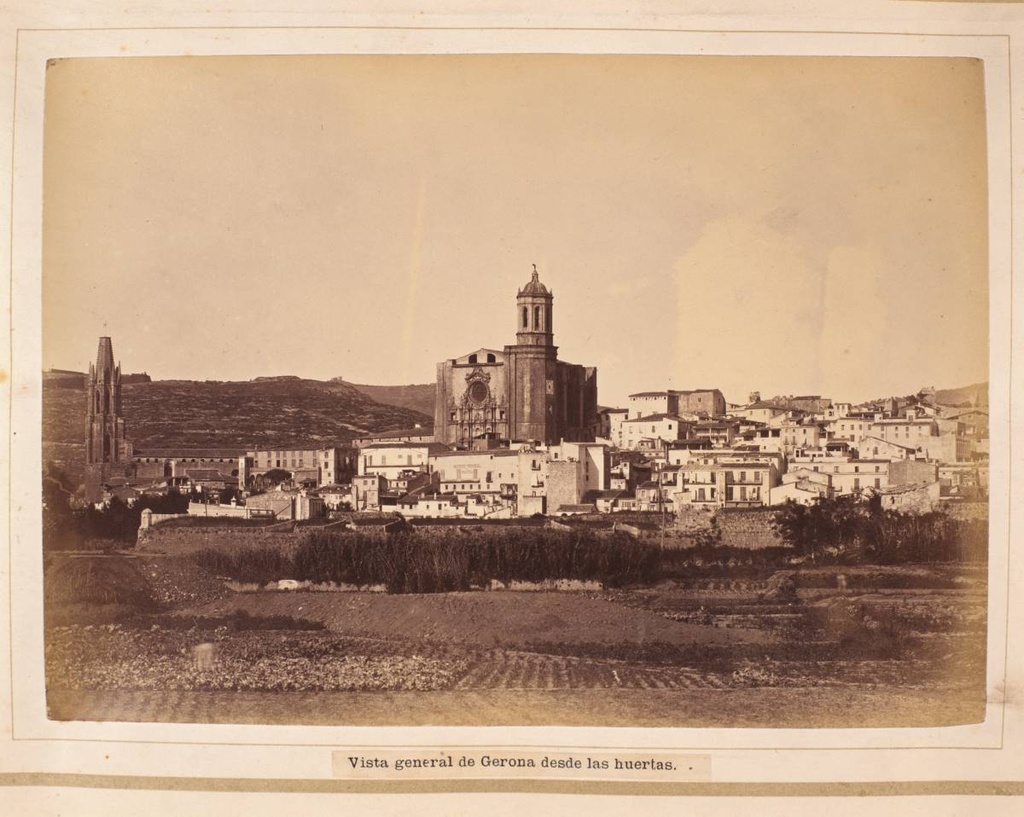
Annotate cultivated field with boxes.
[44,554,987,728]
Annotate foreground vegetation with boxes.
[44,555,986,726]
[194,528,662,592]
[771,495,987,564]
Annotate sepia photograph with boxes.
[34,51,995,732]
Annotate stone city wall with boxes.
[137,524,305,556]
[714,508,787,550]
[940,501,989,523]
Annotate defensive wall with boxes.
[137,506,788,554]
[940,501,989,523]
[137,524,307,556]
[138,501,983,556]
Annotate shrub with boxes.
[192,546,291,584]
[802,599,911,659]
[142,609,325,632]
[45,556,158,609]
[773,498,988,565]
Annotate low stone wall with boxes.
[187,502,250,519]
[941,501,989,522]
[674,505,716,534]
[137,526,304,556]
[141,511,188,528]
[137,509,785,556]
[714,508,786,550]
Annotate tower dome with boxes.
[518,265,550,297]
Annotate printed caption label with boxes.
[332,749,712,781]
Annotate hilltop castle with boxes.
[433,267,598,447]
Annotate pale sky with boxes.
[42,55,989,408]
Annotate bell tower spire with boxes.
[83,336,130,502]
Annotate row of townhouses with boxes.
[108,382,989,522]
[79,277,987,519]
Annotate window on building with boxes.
[534,305,541,328]
[522,307,528,328]
[874,478,881,489]
[487,353,496,363]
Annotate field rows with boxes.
[451,649,730,690]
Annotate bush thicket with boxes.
[194,528,662,593]
[772,496,987,564]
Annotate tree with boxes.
[259,469,292,489]
[140,490,188,515]
[43,470,78,551]
[772,496,871,563]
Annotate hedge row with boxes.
[194,528,662,593]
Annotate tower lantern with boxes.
[515,263,554,347]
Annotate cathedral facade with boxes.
[434,267,598,447]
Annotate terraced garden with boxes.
[44,554,988,727]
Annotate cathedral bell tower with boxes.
[505,265,560,444]
[515,264,554,347]
[83,336,130,502]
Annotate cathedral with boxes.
[434,267,598,447]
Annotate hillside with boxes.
[341,380,436,418]
[43,377,433,483]
[934,382,988,409]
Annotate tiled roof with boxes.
[433,448,519,458]
[623,413,684,423]
[362,441,450,452]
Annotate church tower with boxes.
[505,266,561,443]
[515,264,554,347]
[83,337,130,502]
[434,264,598,448]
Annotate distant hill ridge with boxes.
[43,373,986,484]
[933,382,987,409]
[340,380,436,419]
[43,376,433,483]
